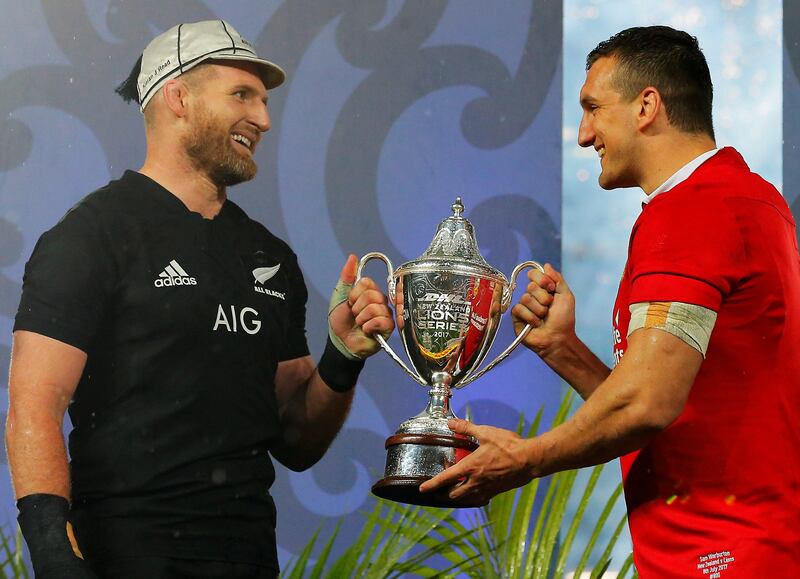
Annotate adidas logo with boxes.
[154,259,197,287]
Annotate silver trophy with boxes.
[357,198,543,507]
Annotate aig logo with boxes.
[212,304,261,335]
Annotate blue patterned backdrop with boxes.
[0,0,563,568]
[0,0,791,573]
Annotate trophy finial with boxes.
[421,197,492,266]
[452,198,464,218]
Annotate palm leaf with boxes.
[569,481,624,578]
[324,498,388,578]
[308,520,341,579]
[469,387,632,579]
[589,513,629,579]
[617,552,636,578]
[590,558,612,578]
[520,390,576,578]
[281,525,322,579]
[501,407,545,577]
[553,464,605,577]
[394,524,487,578]
[0,525,30,579]
[295,498,476,579]
[534,468,580,577]
[415,514,482,569]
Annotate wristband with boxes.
[17,494,98,579]
[318,336,365,392]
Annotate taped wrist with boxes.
[17,494,93,578]
[328,278,362,360]
[318,336,365,392]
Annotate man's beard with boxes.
[182,104,257,187]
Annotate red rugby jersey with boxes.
[612,148,800,577]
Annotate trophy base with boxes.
[371,431,485,508]
[372,475,486,508]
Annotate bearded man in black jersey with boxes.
[7,20,393,579]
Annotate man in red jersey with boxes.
[421,26,800,576]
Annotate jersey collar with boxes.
[643,148,721,204]
[123,170,233,221]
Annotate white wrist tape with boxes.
[328,279,362,360]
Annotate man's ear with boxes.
[161,79,190,118]
[637,86,662,130]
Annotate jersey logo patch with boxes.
[253,264,285,299]
[154,259,197,287]
[253,264,281,284]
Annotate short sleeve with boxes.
[279,252,310,361]
[14,202,117,352]
[628,195,745,312]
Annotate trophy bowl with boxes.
[358,198,542,507]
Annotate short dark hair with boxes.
[587,26,714,139]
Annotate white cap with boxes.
[137,19,285,110]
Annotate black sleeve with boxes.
[279,251,310,361]
[14,201,117,352]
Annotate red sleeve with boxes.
[628,192,745,312]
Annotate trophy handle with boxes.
[456,260,545,388]
[356,252,427,386]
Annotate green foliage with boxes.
[282,388,636,578]
[281,499,478,578]
[0,525,29,579]
[444,389,633,578]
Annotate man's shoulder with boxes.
[223,200,297,260]
[688,148,777,195]
[63,171,154,220]
[656,148,782,210]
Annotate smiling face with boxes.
[577,56,641,190]
[180,61,271,187]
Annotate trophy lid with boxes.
[396,198,507,283]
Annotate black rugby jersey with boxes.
[15,171,309,569]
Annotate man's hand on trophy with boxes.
[328,254,394,359]
[418,418,539,505]
[512,263,577,355]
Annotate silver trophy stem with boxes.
[425,371,454,419]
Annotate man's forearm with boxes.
[8,413,98,578]
[271,369,355,471]
[529,329,701,478]
[299,370,355,451]
[529,379,660,478]
[7,331,86,500]
[537,332,611,400]
[6,411,71,499]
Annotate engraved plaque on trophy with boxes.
[357,198,543,508]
